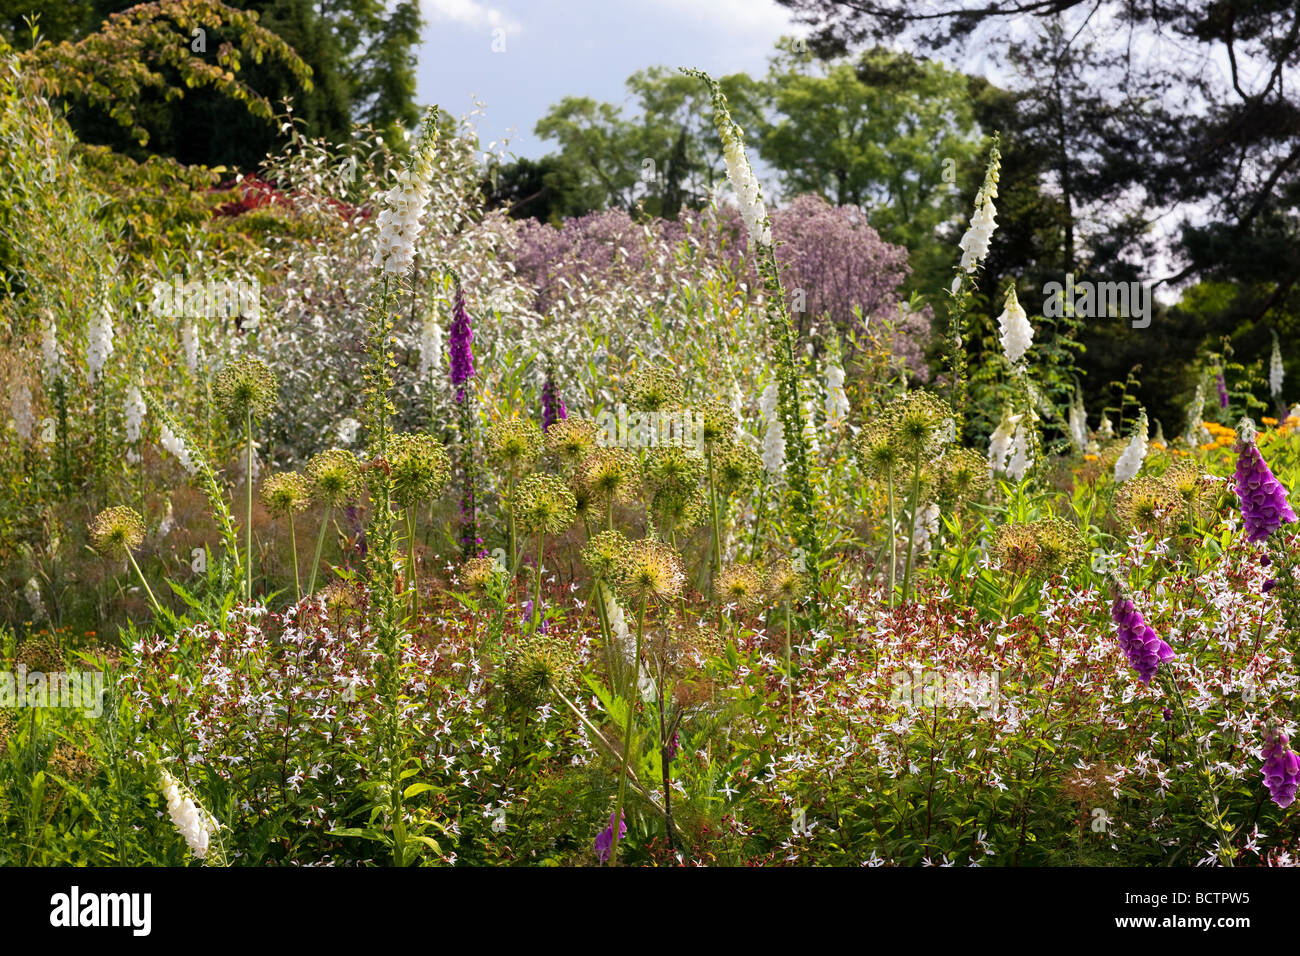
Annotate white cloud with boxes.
[423,0,522,35]
[641,0,800,38]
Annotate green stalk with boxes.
[785,599,794,739]
[406,506,419,621]
[886,465,897,607]
[707,444,722,588]
[288,511,301,602]
[532,530,545,632]
[900,454,923,603]
[125,549,161,617]
[609,593,647,866]
[244,406,254,603]
[308,504,332,596]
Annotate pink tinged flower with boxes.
[1261,727,1300,809]
[1110,595,1174,685]
[1233,435,1297,543]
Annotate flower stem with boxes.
[289,512,301,602]
[245,407,253,604]
[308,504,332,596]
[125,550,161,617]
[900,454,923,602]
[610,593,646,866]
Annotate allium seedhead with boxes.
[714,440,760,492]
[1233,420,1297,543]
[764,557,807,604]
[512,473,578,536]
[581,447,639,503]
[389,432,451,507]
[501,631,580,705]
[644,445,706,495]
[261,471,311,516]
[994,515,1086,578]
[581,529,631,578]
[89,506,146,556]
[887,390,953,459]
[1115,475,1182,534]
[616,538,686,602]
[628,365,683,413]
[1161,459,1207,511]
[698,399,739,448]
[545,418,599,468]
[715,564,764,609]
[855,422,899,477]
[571,475,607,524]
[460,555,505,593]
[213,357,278,421]
[487,418,543,472]
[652,486,707,532]
[936,447,990,503]
[1261,725,1300,809]
[1109,587,1175,685]
[306,448,363,507]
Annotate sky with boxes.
[415,0,807,161]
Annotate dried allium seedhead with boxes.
[713,440,760,492]
[545,418,599,468]
[855,421,899,478]
[306,448,363,507]
[715,563,764,609]
[89,506,146,556]
[628,365,683,413]
[261,471,311,516]
[500,631,579,705]
[213,357,278,420]
[388,432,451,507]
[764,557,807,603]
[581,447,639,504]
[994,515,1086,578]
[1115,475,1182,534]
[936,447,990,503]
[581,529,631,579]
[698,399,739,448]
[616,538,686,603]
[487,418,543,472]
[511,473,578,536]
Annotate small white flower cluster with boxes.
[759,382,785,476]
[1114,413,1148,483]
[10,380,34,441]
[996,286,1033,365]
[1270,336,1284,398]
[419,312,444,379]
[24,576,46,623]
[824,364,850,429]
[181,320,200,375]
[161,769,220,860]
[989,409,1033,481]
[41,317,62,383]
[159,422,198,476]
[87,296,114,381]
[124,385,146,462]
[911,501,941,555]
[372,112,440,275]
[1068,393,1088,452]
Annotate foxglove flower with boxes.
[594,810,627,863]
[124,384,146,463]
[161,769,220,860]
[181,320,200,375]
[1233,419,1297,542]
[1216,370,1229,409]
[1184,380,1209,446]
[1113,412,1148,484]
[760,382,785,476]
[541,360,567,431]
[371,109,439,275]
[41,316,62,384]
[988,408,1020,477]
[1068,392,1088,452]
[419,310,443,380]
[87,296,114,381]
[912,501,940,554]
[448,284,475,402]
[1270,334,1285,399]
[824,364,849,429]
[159,422,198,476]
[956,150,1000,275]
[996,285,1033,365]
[1006,419,1034,481]
[1261,726,1300,809]
[686,69,770,247]
[1111,592,1174,684]
[10,380,33,442]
